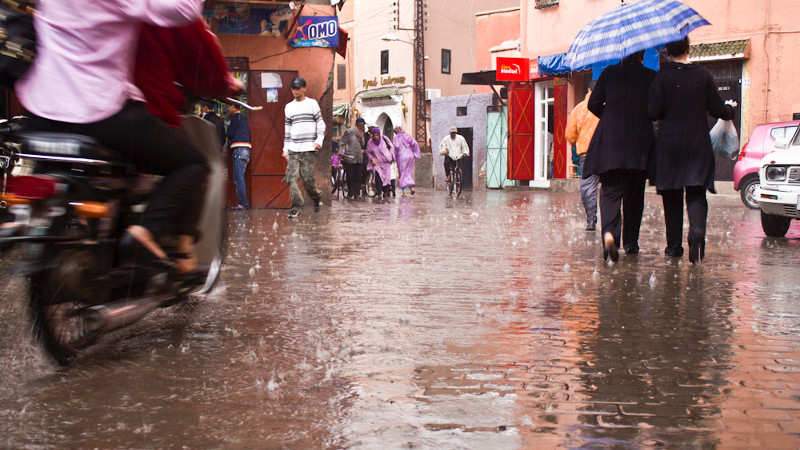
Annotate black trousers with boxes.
[373,170,391,197]
[342,161,362,197]
[598,169,647,252]
[660,186,707,256]
[26,102,209,239]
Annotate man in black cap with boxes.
[339,117,367,199]
[283,76,325,218]
[200,100,226,152]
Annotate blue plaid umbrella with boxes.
[563,0,710,72]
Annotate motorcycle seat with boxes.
[20,132,126,164]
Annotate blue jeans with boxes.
[232,147,250,208]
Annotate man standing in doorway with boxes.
[201,101,226,152]
[283,76,325,218]
[566,81,600,231]
[439,126,470,185]
[227,103,251,210]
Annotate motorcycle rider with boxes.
[15,1,214,276]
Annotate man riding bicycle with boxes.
[439,126,470,186]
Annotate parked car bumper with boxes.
[755,185,800,218]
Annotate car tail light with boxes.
[737,142,748,161]
[6,175,59,199]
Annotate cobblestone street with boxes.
[1,189,799,449]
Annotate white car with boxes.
[754,128,800,237]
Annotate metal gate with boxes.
[508,81,536,180]
[486,105,511,188]
[699,60,743,182]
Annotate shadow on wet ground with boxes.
[1,189,800,449]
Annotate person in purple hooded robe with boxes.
[393,126,421,196]
[366,127,395,199]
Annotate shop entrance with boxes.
[226,69,298,208]
[457,127,474,190]
[699,60,743,182]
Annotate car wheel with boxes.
[761,211,791,237]
[739,176,760,209]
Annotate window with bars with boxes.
[381,50,389,74]
[535,0,559,9]
[337,64,346,90]
[442,49,451,74]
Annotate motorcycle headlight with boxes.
[765,166,787,182]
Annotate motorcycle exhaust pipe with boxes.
[85,297,162,334]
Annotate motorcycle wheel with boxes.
[28,251,98,366]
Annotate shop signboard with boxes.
[496,57,530,82]
[290,16,339,48]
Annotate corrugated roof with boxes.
[689,39,749,61]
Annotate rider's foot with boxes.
[118,226,174,271]
[175,235,199,274]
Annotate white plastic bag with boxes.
[709,119,740,160]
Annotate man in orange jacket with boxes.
[566,81,600,231]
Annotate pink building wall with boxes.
[476,8,521,72]
[520,0,800,142]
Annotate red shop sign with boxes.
[496,57,530,82]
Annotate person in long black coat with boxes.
[583,51,656,261]
[648,36,735,263]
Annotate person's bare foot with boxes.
[126,225,167,260]
[175,234,198,274]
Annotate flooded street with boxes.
[2,189,800,449]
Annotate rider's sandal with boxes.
[169,252,209,288]
[117,231,176,272]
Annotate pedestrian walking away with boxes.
[566,81,600,231]
[393,126,421,197]
[227,103,251,210]
[366,127,395,199]
[648,36,736,264]
[439,126,470,186]
[283,76,324,218]
[583,50,656,262]
[339,117,367,199]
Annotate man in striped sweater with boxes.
[283,76,325,218]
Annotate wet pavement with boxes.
[1,188,800,449]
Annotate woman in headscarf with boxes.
[366,127,395,199]
[393,126,421,196]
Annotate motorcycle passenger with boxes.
[15,0,210,276]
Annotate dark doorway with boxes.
[457,127,474,190]
[700,60,743,182]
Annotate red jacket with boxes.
[134,20,237,127]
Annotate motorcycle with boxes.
[0,114,227,365]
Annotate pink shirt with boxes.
[16,0,202,124]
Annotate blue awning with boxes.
[538,48,660,79]
[537,53,570,77]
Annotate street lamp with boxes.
[379,32,427,151]
[381,33,412,44]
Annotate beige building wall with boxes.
[336,0,518,145]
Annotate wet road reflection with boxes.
[1,189,800,449]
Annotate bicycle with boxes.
[331,153,347,200]
[446,157,463,197]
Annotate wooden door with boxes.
[508,81,536,180]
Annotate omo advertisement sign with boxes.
[496,57,530,82]
[290,16,339,48]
